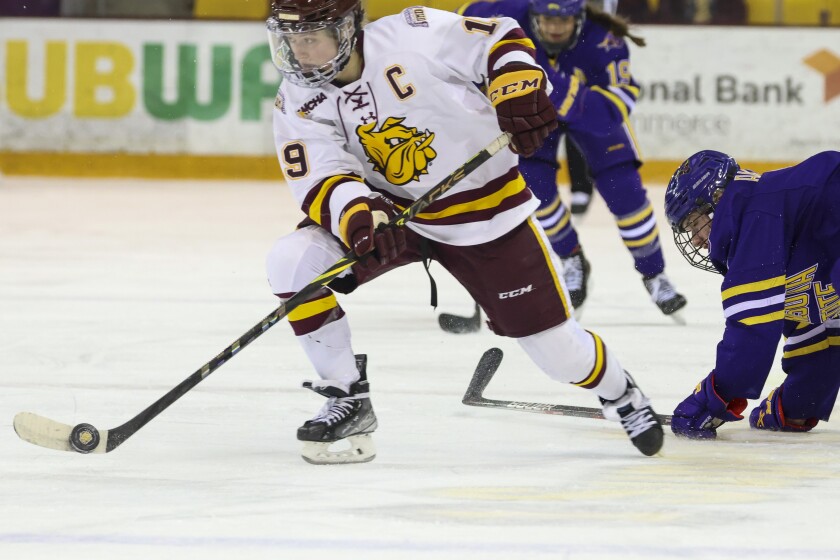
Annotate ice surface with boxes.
[1,176,838,559]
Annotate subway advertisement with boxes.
[1,18,838,175]
[1,19,280,156]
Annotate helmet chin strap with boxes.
[334,47,363,84]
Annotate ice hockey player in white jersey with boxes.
[265,0,664,463]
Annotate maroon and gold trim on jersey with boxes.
[301,174,365,228]
[382,167,530,227]
[572,331,608,389]
[487,28,536,73]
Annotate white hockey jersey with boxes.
[272,7,543,247]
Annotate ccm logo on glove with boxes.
[488,73,542,105]
[488,63,557,157]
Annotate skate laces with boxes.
[619,405,659,439]
[646,274,677,304]
[562,253,585,290]
[310,397,356,426]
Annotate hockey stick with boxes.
[438,302,481,334]
[13,133,513,455]
[462,348,673,425]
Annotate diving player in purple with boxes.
[665,150,840,438]
[458,0,686,318]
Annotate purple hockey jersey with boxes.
[708,152,840,399]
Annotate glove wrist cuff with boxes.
[339,198,371,247]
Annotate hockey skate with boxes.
[643,273,687,323]
[570,191,591,215]
[600,373,664,456]
[298,355,378,465]
[561,248,591,316]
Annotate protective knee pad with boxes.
[517,319,627,399]
[266,226,346,295]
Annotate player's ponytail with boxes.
[585,5,646,47]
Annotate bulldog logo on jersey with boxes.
[356,117,436,185]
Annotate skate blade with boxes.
[667,309,687,326]
[300,434,376,465]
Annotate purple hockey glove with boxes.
[749,386,818,432]
[671,372,747,439]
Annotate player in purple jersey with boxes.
[665,150,840,439]
[566,0,617,216]
[458,0,686,319]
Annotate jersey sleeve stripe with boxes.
[608,85,637,112]
[723,294,786,319]
[617,83,640,96]
[556,76,581,118]
[302,174,364,227]
[489,38,536,56]
[785,323,826,345]
[591,85,629,120]
[488,29,536,71]
[738,310,785,326]
[721,275,786,301]
[783,338,831,359]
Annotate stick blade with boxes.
[13,412,74,452]
[13,412,110,454]
[462,347,504,403]
[438,303,481,334]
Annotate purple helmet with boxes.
[530,0,586,17]
[529,0,586,55]
[665,150,739,272]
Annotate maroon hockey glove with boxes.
[339,195,407,267]
[488,62,558,157]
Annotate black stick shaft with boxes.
[105,133,511,451]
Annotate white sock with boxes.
[298,315,360,385]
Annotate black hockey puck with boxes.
[69,423,100,453]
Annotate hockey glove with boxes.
[671,372,747,439]
[749,386,818,432]
[488,62,557,157]
[339,195,407,267]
